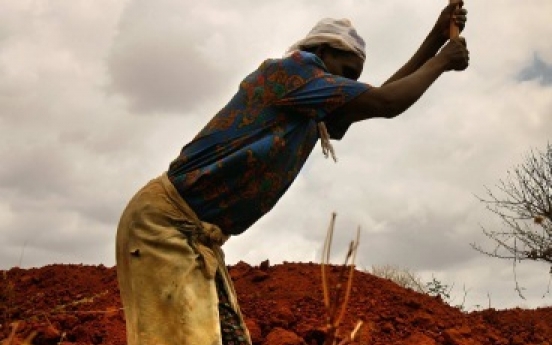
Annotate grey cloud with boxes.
[0,144,75,199]
[107,37,224,114]
[518,54,552,86]
[363,210,481,271]
[107,1,235,115]
[4,223,115,269]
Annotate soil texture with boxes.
[1,262,551,345]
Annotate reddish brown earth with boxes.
[1,261,552,345]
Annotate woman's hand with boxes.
[437,37,470,71]
[432,2,467,41]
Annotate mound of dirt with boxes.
[1,262,551,345]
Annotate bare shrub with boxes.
[472,143,552,297]
[370,264,426,293]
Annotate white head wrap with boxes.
[286,18,366,61]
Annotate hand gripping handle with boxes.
[449,0,461,38]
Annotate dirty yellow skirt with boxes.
[116,173,251,345]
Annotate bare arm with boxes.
[383,2,467,86]
[331,37,469,124]
[326,3,469,127]
[382,34,446,86]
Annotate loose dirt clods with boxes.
[1,263,552,344]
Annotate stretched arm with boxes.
[383,2,467,86]
[330,37,469,124]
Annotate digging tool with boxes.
[449,0,461,38]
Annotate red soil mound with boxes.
[1,262,551,345]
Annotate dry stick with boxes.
[321,215,362,345]
[335,228,360,328]
[5,321,19,345]
[22,331,38,345]
[348,320,364,343]
[322,213,337,319]
[349,231,362,343]
[321,213,336,344]
[329,242,352,343]
[337,321,364,345]
[513,238,527,299]
[335,229,362,345]
[58,332,67,345]
[5,322,36,345]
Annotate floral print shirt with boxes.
[168,51,370,235]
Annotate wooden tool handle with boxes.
[449,0,460,38]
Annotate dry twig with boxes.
[321,213,364,345]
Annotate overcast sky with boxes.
[1,0,551,311]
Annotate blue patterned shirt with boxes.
[168,51,370,235]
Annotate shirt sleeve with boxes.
[273,53,370,139]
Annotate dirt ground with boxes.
[1,262,552,345]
